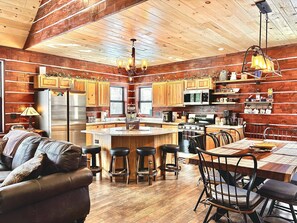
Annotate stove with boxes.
[178,114,215,153]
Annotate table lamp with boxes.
[21,106,40,130]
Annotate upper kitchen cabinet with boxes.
[152,80,184,107]
[152,82,167,107]
[185,77,214,90]
[167,80,184,107]
[98,82,110,107]
[86,80,97,107]
[73,79,86,92]
[34,74,59,89]
[59,77,72,89]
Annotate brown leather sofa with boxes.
[0,135,93,223]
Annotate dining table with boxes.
[188,138,297,183]
[188,138,297,223]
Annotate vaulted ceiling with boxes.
[1,0,297,67]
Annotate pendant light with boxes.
[241,0,281,78]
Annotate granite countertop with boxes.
[82,127,178,136]
[86,119,180,126]
[206,125,244,129]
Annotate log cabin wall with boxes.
[134,43,297,128]
[0,46,127,133]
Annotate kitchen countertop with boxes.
[86,120,180,126]
[206,124,244,129]
[82,127,178,136]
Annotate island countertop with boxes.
[82,126,178,136]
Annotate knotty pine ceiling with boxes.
[0,0,41,48]
[3,0,297,66]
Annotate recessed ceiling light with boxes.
[218,47,224,51]
[205,1,211,4]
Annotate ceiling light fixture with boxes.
[241,0,281,78]
[117,39,148,82]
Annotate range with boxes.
[178,114,215,153]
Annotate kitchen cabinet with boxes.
[73,79,86,91]
[152,81,184,107]
[167,80,184,107]
[184,77,214,90]
[98,82,110,107]
[59,78,72,89]
[34,74,59,89]
[86,81,97,107]
[86,124,103,145]
[152,82,167,107]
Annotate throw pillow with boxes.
[0,138,8,154]
[0,153,46,187]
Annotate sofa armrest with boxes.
[0,167,93,214]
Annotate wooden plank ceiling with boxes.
[5,0,297,66]
[0,0,41,48]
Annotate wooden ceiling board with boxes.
[0,0,41,48]
[27,0,297,66]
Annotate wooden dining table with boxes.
[188,138,297,183]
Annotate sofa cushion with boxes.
[12,136,42,170]
[0,153,46,187]
[3,130,40,157]
[0,138,8,154]
[35,139,82,175]
[0,155,13,170]
[0,171,11,183]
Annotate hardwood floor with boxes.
[86,164,292,223]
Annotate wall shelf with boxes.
[212,102,238,105]
[212,92,237,95]
[214,78,266,85]
[244,101,272,104]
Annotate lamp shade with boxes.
[21,107,40,117]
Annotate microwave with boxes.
[184,89,212,105]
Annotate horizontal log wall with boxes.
[0,46,125,133]
[134,43,297,128]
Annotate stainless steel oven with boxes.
[178,123,206,153]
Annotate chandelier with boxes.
[241,0,281,78]
[117,38,148,82]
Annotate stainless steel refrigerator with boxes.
[35,89,86,146]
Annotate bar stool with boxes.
[160,144,181,180]
[82,145,102,179]
[136,147,157,185]
[109,147,130,184]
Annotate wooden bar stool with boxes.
[82,145,102,179]
[160,144,181,180]
[109,147,130,184]
[136,147,157,185]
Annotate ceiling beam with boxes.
[24,0,147,49]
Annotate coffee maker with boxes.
[230,112,238,126]
[223,110,231,125]
[163,111,173,122]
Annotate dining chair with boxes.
[263,127,297,141]
[229,128,244,140]
[189,133,220,211]
[258,179,297,222]
[210,130,234,146]
[196,147,263,223]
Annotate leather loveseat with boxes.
[0,134,93,223]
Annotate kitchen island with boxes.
[82,127,178,181]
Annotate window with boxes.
[0,61,3,132]
[139,87,152,115]
[110,86,124,115]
